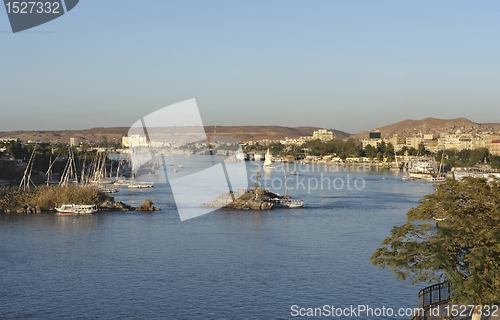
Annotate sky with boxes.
[1,0,500,134]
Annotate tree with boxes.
[397,145,407,156]
[364,145,378,159]
[417,142,427,155]
[384,143,395,161]
[371,177,500,317]
[378,141,387,154]
[5,141,24,159]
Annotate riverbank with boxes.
[0,185,159,214]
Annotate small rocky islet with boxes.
[200,186,292,210]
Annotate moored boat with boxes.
[100,187,119,194]
[114,179,132,186]
[427,176,446,183]
[128,182,155,188]
[55,204,98,215]
[280,198,304,208]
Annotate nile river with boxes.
[0,161,434,319]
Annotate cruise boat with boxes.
[407,158,437,180]
[55,204,98,215]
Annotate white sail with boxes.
[264,149,272,167]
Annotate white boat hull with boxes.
[55,204,98,215]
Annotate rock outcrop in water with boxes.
[200,186,284,210]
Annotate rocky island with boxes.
[200,186,295,210]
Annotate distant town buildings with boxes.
[278,129,334,146]
[313,129,334,141]
[0,137,20,143]
[492,140,500,156]
[369,131,381,139]
[122,135,148,148]
[361,130,500,154]
[69,137,80,147]
[279,136,313,146]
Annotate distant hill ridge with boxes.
[2,118,499,144]
[352,117,500,140]
[0,126,350,144]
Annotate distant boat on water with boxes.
[128,182,155,189]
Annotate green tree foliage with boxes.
[378,141,387,154]
[370,177,500,305]
[0,185,108,211]
[436,148,495,168]
[418,142,429,156]
[364,145,378,159]
[384,143,395,162]
[301,138,361,157]
[397,146,407,156]
[3,141,25,159]
[243,138,363,158]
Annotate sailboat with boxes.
[45,155,60,185]
[19,144,37,190]
[263,149,274,169]
[390,151,400,170]
[428,152,446,183]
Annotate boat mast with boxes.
[19,144,37,190]
[283,167,288,197]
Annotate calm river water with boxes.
[0,161,434,319]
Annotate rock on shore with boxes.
[99,199,160,212]
[200,186,283,210]
[15,205,42,214]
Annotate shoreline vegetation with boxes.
[0,185,159,214]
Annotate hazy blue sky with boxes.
[1,0,499,133]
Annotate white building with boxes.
[313,129,333,141]
[124,135,148,148]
